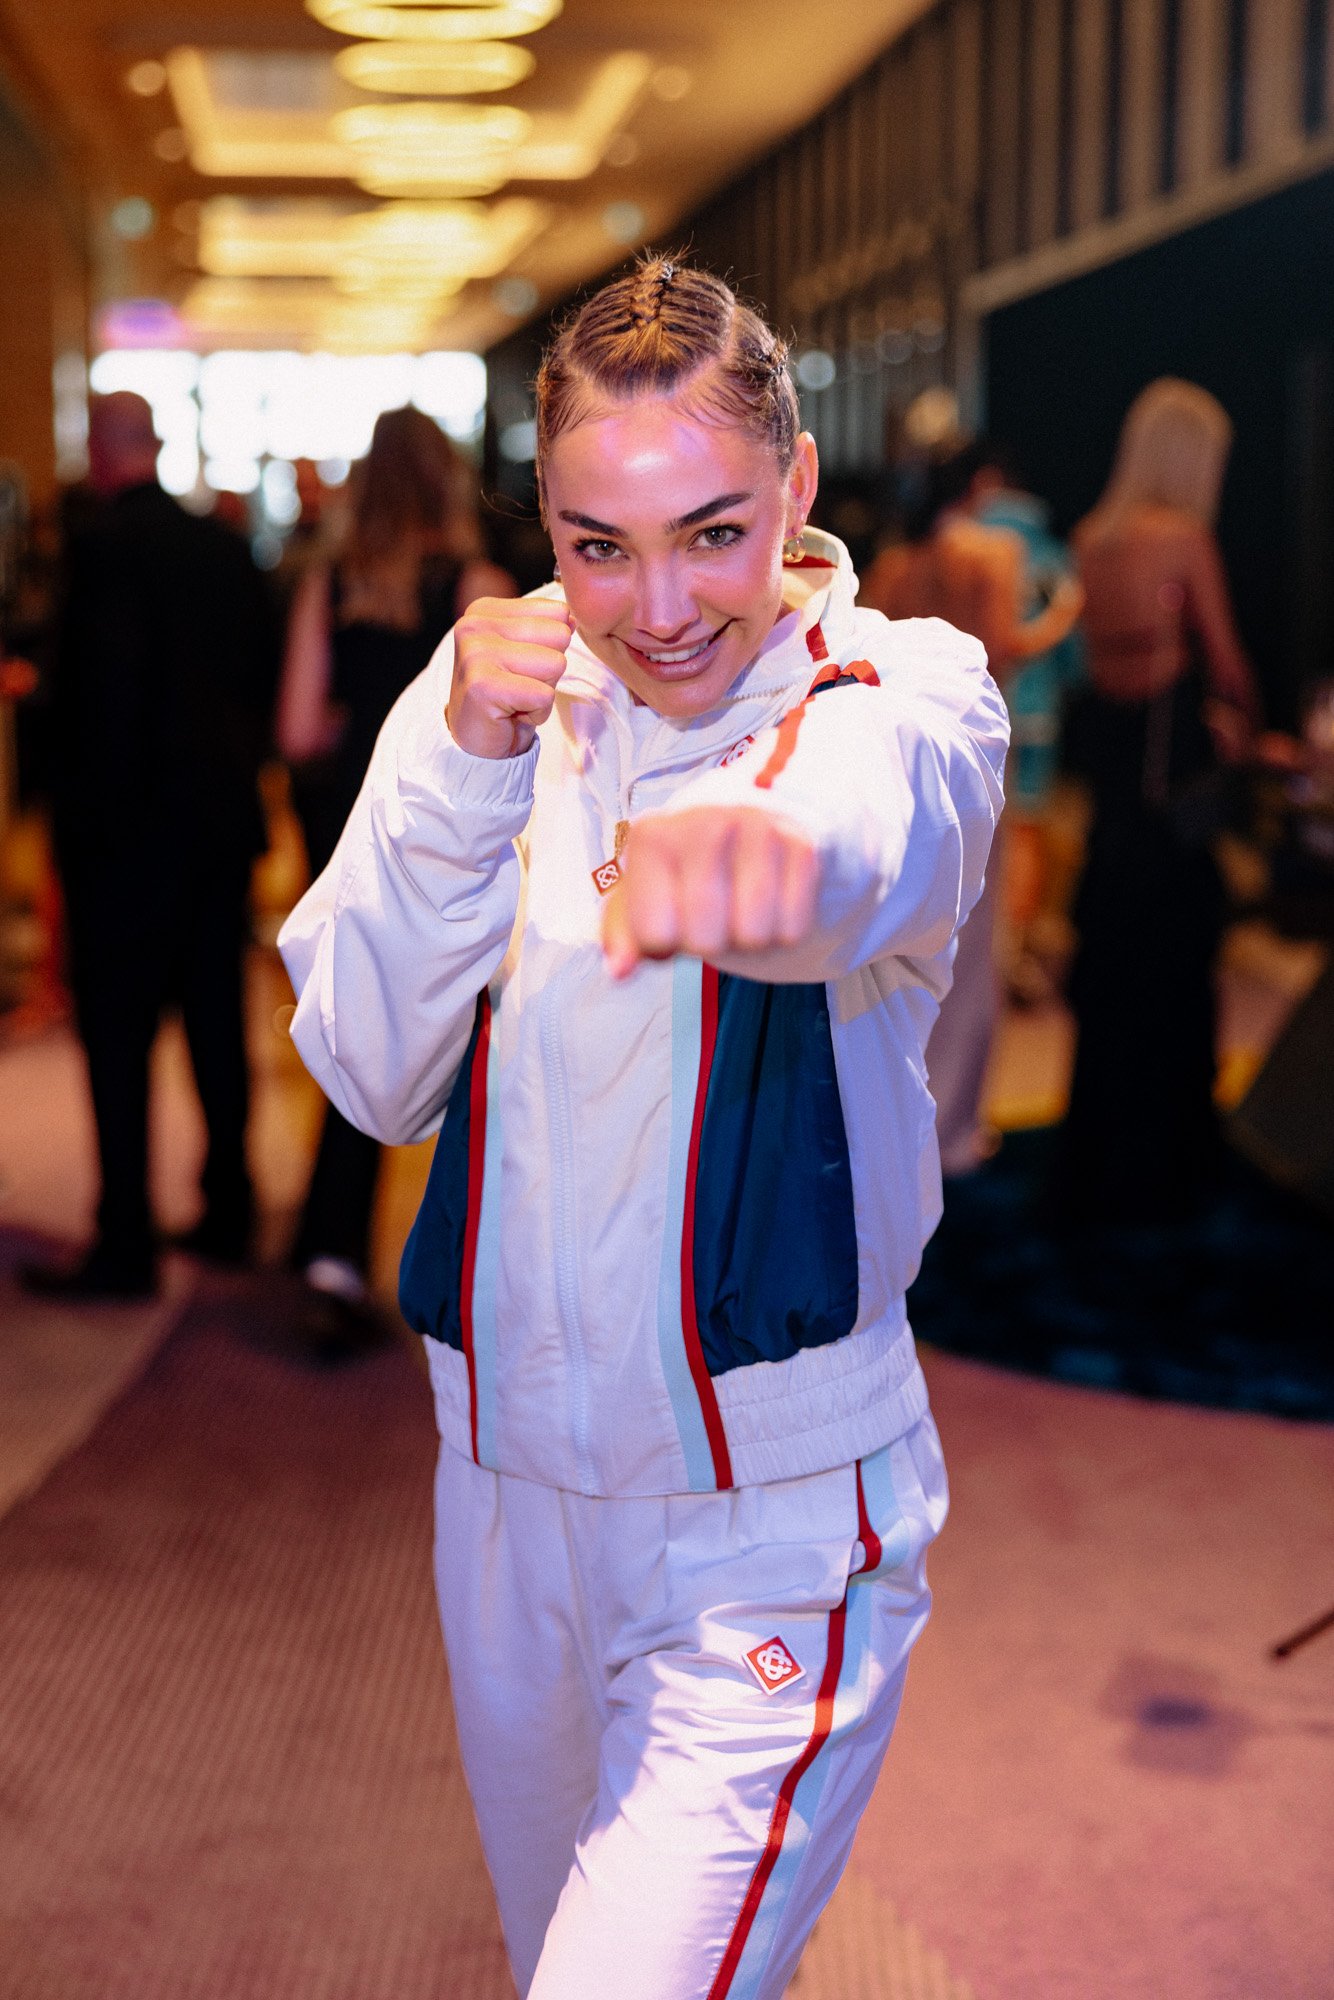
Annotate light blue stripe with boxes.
[470,1000,504,1470]
[854,1441,913,1581]
[654,957,717,1493]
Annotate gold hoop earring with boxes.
[782,529,807,563]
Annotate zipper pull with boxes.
[614,818,630,859]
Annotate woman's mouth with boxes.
[621,625,730,680]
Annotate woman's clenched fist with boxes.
[602,807,820,978]
[446,596,576,760]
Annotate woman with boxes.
[276,407,513,1345]
[280,262,1007,1996]
[863,438,1084,1174]
[1060,378,1260,1226]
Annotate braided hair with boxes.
[534,255,800,513]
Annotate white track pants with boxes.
[432,1414,948,2000]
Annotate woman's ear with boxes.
[785,432,820,538]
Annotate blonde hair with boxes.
[533,256,800,516]
[1095,377,1233,527]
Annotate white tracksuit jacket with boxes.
[279,530,1008,1498]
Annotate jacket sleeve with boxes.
[662,615,1008,985]
[277,634,537,1145]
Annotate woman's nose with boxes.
[632,561,697,641]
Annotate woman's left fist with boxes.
[602,806,819,978]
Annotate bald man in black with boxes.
[31,393,280,1296]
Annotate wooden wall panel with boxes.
[1070,0,1113,228]
[1122,0,1165,209]
[1247,0,1305,163]
[1028,0,1067,244]
[986,0,1027,260]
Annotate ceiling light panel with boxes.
[306,0,561,42]
[170,46,646,188]
[333,40,536,94]
[197,195,547,289]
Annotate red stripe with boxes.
[458,991,491,1465]
[679,966,734,1489]
[805,620,829,663]
[753,704,806,792]
[707,1603,849,1997]
[845,656,881,688]
[854,1460,883,1574]
[753,656,840,791]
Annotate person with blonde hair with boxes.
[1058,377,1261,1226]
[280,259,1006,1994]
[277,405,514,1349]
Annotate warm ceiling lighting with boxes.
[169,43,645,188]
[516,52,650,179]
[197,194,546,292]
[333,101,529,191]
[306,0,561,41]
[333,40,535,93]
[166,48,351,177]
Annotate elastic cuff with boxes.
[404,718,540,811]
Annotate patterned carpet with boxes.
[0,1291,512,2000]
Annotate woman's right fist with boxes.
[446,596,576,760]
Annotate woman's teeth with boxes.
[640,633,716,664]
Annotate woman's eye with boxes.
[573,538,623,564]
[695,523,744,550]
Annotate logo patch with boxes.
[744,1636,805,1695]
[720,733,756,767]
[591,857,622,896]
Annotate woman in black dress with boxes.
[1059,379,1260,1227]
[276,407,513,1343]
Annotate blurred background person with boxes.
[1058,378,1261,1228]
[862,435,1084,1174]
[24,391,280,1298]
[275,405,514,1352]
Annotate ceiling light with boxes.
[306,0,561,41]
[196,194,546,290]
[333,40,535,93]
[126,60,168,97]
[332,102,529,148]
[333,101,529,189]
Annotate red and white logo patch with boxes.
[591,856,622,896]
[720,733,756,768]
[744,1636,805,1695]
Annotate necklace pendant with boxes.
[592,818,632,898]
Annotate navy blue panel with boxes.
[398,994,486,1347]
[693,975,859,1377]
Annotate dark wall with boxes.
[985,168,1334,728]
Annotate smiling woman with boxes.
[278,257,1009,2000]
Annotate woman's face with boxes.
[542,395,818,719]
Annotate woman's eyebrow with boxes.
[558,509,623,535]
[667,491,753,532]
[557,491,754,538]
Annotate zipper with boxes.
[539,977,597,1493]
